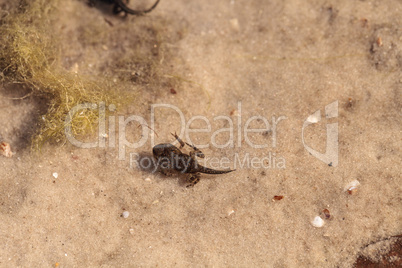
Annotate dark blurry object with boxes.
[91,0,160,16]
[355,235,402,267]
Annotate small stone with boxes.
[129,228,135,234]
[311,216,325,227]
[52,172,58,179]
[122,211,130,218]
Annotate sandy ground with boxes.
[0,0,401,267]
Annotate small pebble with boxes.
[122,211,130,218]
[129,228,135,234]
[0,142,13,158]
[70,63,79,73]
[311,216,325,227]
[230,18,239,31]
[376,37,383,47]
[52,172,58,179]
[230,109,240,116]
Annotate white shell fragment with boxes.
[344,180,360,194]
[306,110,321,123]
[52,172,59,179]
[311,216,325,228]
[0,142,13,158]
[122,211,130,218]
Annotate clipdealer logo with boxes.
[64,101,338,169]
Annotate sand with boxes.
[0,0,401,267]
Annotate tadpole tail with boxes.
[115,0,160,15]
[198,165,236,175]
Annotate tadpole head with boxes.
[152,144,166,158]
[152,143,178,158]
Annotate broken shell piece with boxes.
[0,142,13,158]
[122,211,130,218]
[272,195,284,201]
[230,109,240,117]
[311,216,325,228]
[345,180,360,195]
[348,188,358,195]
[322,209,331,219]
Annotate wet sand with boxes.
[0,0,401,267]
